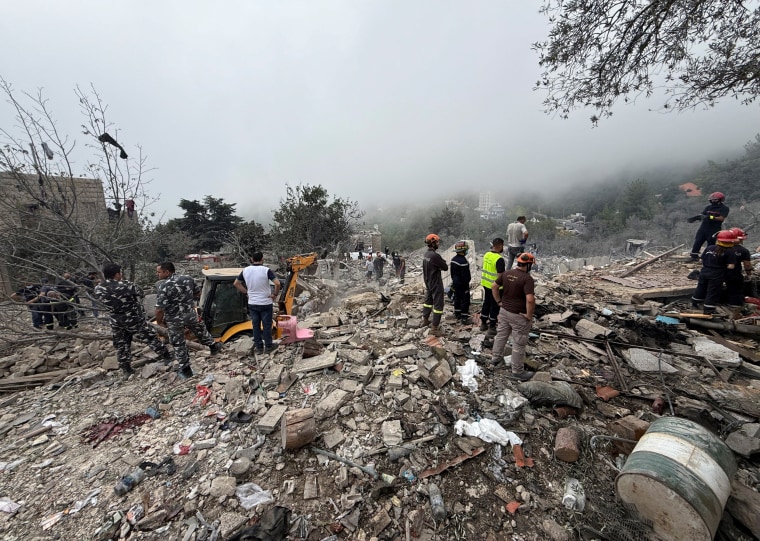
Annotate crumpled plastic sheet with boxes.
[236,482,274,510]
[0,497,21,514]
[456,359,481,392]
[498,389,529,410]
[454,418,522,447]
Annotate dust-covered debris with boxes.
[0,250,759,540]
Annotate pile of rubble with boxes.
[1,250,759,541]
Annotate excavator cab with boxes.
[198,253,318,343]
[199,268,250,341]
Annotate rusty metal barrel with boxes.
[615,417,736,541]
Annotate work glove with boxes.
[686,215,702,223]
[519,239,526,245]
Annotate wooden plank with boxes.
[639,286,696,299]
[257,404,288,434]
[707,330,760,364]
[619,244,684,278]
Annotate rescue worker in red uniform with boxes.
[421,234,448,336]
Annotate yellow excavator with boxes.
[199,253,317,342]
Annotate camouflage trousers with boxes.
[166,314,215,369]
[112,320,171,368]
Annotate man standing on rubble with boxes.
[373,251,386,281]
[489,252,536,381]
[688,192,729,260]
[95,263,174,379]
[726,227,754,318]
[156,262,222,379]
[479,238,506,336]
[506,216,529,269]
[450,241,472,324]
[691,230,737,315]
[234,252,281,356]
[421,234,448,336]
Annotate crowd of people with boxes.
[11,271,100,330]
[688,192,757,318]
[11,197,757,384]
[420,217,536,381]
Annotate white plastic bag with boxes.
[454,418,522,446]
[456,359,481,392]
[236,483,274,510]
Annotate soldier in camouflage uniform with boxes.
[155,262,222,379]
[94,263,174,378]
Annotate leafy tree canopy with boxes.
[166,195,243,252]
[429,207,465,240]
[270,183,363,257]
[535,1,760,122]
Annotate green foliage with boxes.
[270,184,363,257]
[166,196,243,252]
[429,207,465,239]
[621,179,657,221]
[143,224,195,262]
[223,220,271,264]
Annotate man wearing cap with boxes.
[489,252,536,381]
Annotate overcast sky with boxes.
[2,2,758,222]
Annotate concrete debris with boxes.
[0,250,759,539]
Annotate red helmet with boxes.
[425,233,440,246]
[716,230,738,246]
[729,227,747,240]
[709,192,725,203]
[516,253,535,265]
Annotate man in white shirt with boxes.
[234,252,282,355]
[506,216,529,269]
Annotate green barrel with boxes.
[615,417,736,541]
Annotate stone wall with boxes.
[0,172,108,296]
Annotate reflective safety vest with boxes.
[481,251,503,288]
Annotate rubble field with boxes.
[1,251,759,541]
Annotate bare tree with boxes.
[0,79,159,284]
[534,1,760,123]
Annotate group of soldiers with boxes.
[420,217,536,381]
[94,262,222,379]
[14,262,222,381]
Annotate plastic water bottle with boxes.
[428,483,446,521]
[114,468,146,496]
[562,477,585,512]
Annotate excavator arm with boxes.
[277,253,317,316]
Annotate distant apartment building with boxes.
[475,192,505,220]
[0,172,108,297]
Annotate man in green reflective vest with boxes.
[479,238,505,336]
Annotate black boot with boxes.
[177,366,194,380]
[121,364,135,380]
